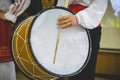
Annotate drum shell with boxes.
[12,16,57,80]
[11,6,91,80]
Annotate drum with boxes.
[11,6,91,80]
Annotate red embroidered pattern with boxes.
[0,19,13,62]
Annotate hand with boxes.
[11,0,25,16]
[0,11,6,20]
[4,0,30,23]
[57,14,78,28]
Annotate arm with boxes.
[76,0,108,29]
[57,0,108,29]
[4,0,31,23]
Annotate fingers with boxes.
[58,16,71,25]
[59,22,72,28]
[57,15,77,28]
[11,0,25,15]
[58,16,68,21]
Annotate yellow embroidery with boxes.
[42,0,55,9]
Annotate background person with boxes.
[0,0,30,80]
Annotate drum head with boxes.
[29,6,91,77]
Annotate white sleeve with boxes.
[5,0,31,23]
[75,0,108,29]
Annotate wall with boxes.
[100,1,120,50]
[96,1,120,76]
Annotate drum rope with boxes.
[53,0,69,64]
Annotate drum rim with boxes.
[28,6,92,77]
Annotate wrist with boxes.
[0,11,6,20]
[5,11,17,23]
[75,16,78,25]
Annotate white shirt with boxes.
[0,0,30,23]
[57,0,108,29]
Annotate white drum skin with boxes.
[29,7,91,77]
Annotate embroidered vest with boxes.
[0,19,13,62]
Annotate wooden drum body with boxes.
[11,7,91,80]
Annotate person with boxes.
[110,0,120,17]
[15,0,42,23]
[24,0,57,16]
[56,0,108,80]
[0,0,30,80]
[109,0,120,28]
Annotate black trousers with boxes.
[68,27,102,80]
